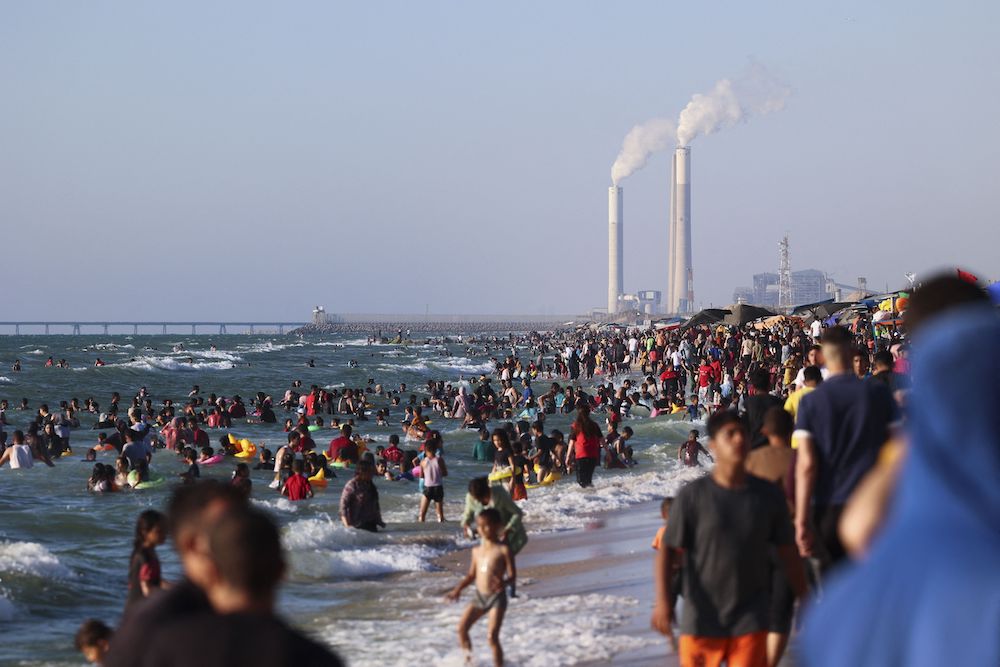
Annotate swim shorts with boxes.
[678,631,767,667]
[422,485,444,502]
[473,589,508,612]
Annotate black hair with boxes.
[706,410,742,440]
[133,509,166,552]
[468,476,490,499]
[75,619,113,650]
[208,507,284,600]
[660,497,673,514]
[906,274,990,334]
[478,507,502,525]
[762,406,794,440]
[165,480,247,546]
[803,365,823,383]
[872,351,895,368]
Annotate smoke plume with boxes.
[609,63,790,184]
[676,63,791,146]
[610,118,676,186]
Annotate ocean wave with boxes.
[0,376,11,383]
[100,356,236,372]
[322,593,658,666]
[517,462,705,532]
[281,517,442,578]
[84,343,135,351]
[25,349,46,355]
[0,542,71,580]
[237,341,305,354]
[252,497,300,514]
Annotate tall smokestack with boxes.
[608,186,623,314]
[668,147,692,314]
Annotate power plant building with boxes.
[667,147,693,315]
[608,186,623,314]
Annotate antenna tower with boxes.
[778,235,792,309]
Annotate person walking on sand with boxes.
[652,411,806,666]
[446,508,516,667]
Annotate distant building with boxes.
[733,269,840,307]
[312,306,329,325]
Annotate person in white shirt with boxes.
[0,431,36,469]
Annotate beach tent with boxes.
[754,315,805,330]
[681,309,731,329]
[723,304,775,327]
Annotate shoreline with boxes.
[433,499,677,666]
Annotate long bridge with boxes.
[0,321,306,335]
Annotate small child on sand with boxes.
[75,619,113,665]
[446,508,516,667]
[652,497,682,630]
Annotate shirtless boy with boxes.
[446,508,516,666]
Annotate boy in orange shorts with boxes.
[652,411,806,667]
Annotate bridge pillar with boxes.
[45,324,49,335]
[103,324,109,335]
[219,324,226,334]
[191,324,197,335]
[15,324,20,335]
[249,324,255,334]
[133,324,138,335]
[73,324,81,335]
[278,325,284,335]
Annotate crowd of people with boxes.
[4,274,996,666]
[650,274,999,667]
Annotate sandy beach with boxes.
[436,500,677,666]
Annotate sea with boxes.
[0,333,702,666]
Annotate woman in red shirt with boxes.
[567,406,602,488]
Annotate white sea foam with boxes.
[188,349,243,362]
[0,542,71,579]
[282,517,442,578]
[322,593,659,666]
[0,376,11,383]
[103,356,236,372]
[26,349,46,355]
[85,343,135,351]
[517,462,705,531]
[252,497,300,514]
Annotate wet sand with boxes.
[435,500,677,666]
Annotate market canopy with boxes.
[682,308,731,329]
[723,304,775,327]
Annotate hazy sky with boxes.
[3,1,997,320]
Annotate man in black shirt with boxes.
[140,507,341,666]
[652,411,805,665]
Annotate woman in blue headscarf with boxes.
[799,304,1000,666]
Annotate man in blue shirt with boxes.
[793,327,897,569]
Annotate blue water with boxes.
[0,333,698,666]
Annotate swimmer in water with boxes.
[446,508,515,667]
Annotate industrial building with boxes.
[733,270,862,307]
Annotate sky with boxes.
[2,1,998,320]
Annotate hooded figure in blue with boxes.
[800,306,1000,666]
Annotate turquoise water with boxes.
[0,333,699,666]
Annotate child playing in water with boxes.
[281,459,314,501]
[126,510,167,608]
[179,447,199,483]
[418,440,447,522]
[678,429,712,467]
[75,619,113,665]
[446,508,516,667]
